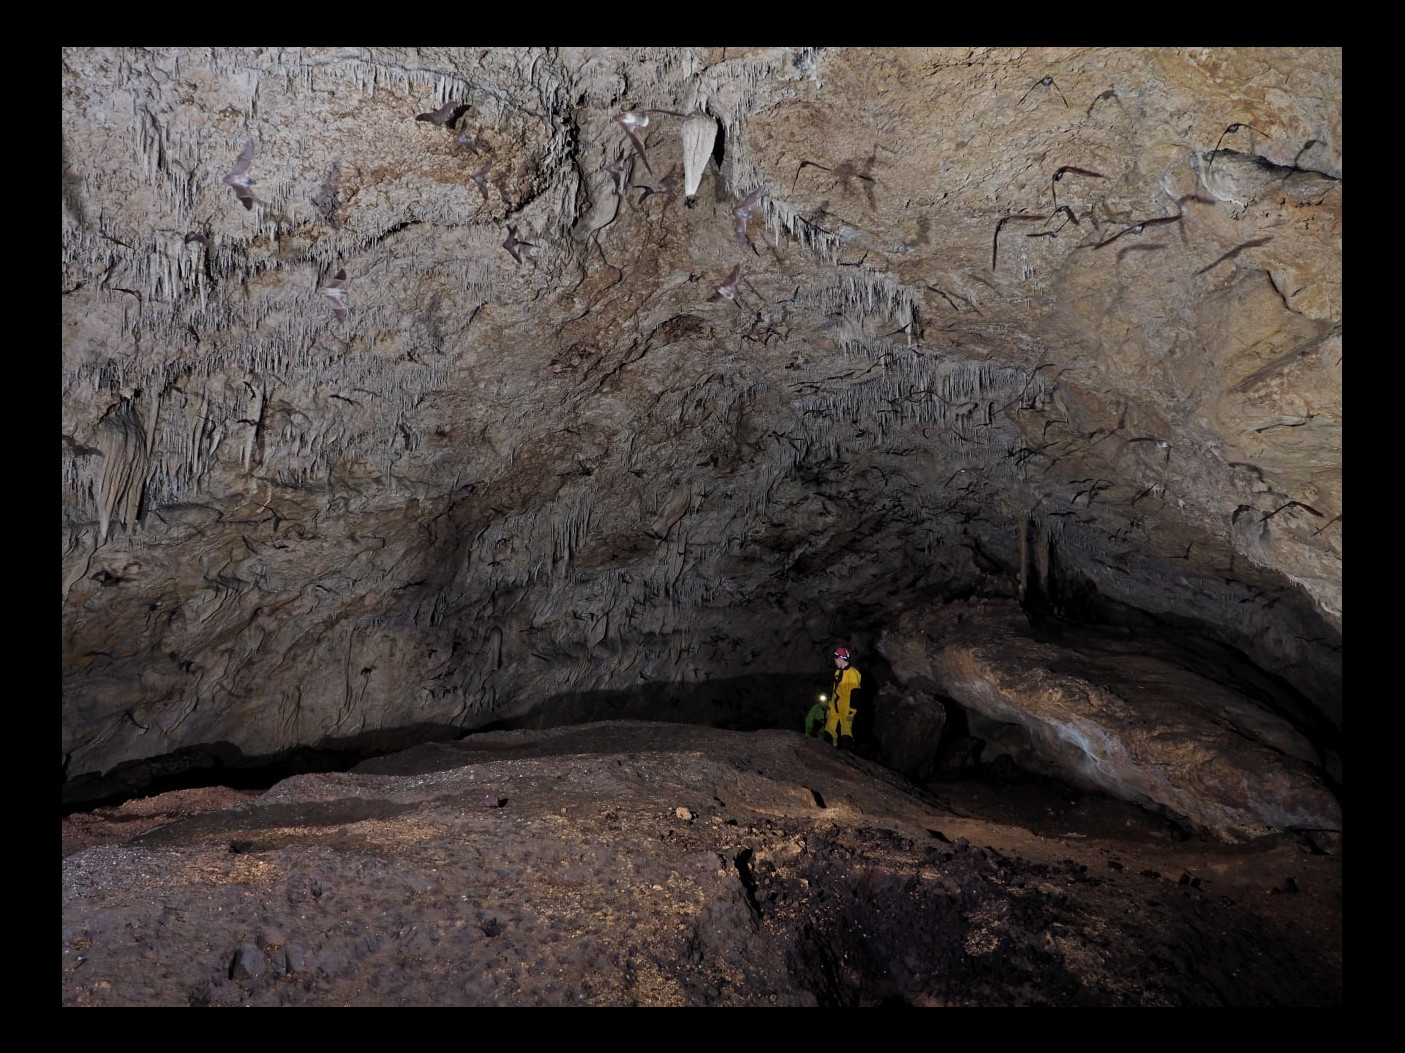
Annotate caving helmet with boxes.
[833,647,851,660]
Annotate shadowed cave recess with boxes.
[62,48,1341,843]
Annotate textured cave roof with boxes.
[61,47,1341,793]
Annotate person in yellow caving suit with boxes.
[823,646,861,749]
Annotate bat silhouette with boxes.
[502,225,536,265]
[469,160,493,202]
[1194,236,1274,276]
[1206,122,1268,180]
[612,108,691,177]
[1263,500,1324,520]
[1086,89,1119,117]
[416,101,469,127]
[792,159,829,192]
[1117,242,1166,262]
[1130,485,1159,506]
[926,285,982,315]
[1290,139,1322,170]
[455,127,482,153]
[733,186,765,251]
[1126,436,1171,462]
[614,112,652,174]
[223,139,256,211]
[321,269,349,320]
[1029,205,1083,238]
[1092,214,1181,249]
[1311,514,1341,537]
[708,264,742,303]
[1019,75,1067,107]
[1045,205,1083,234]
[607,158,629,195]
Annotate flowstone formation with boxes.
[62,48,1341,826]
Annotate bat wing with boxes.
[624,128,653,174]
[230,140,255,174]
[417,102,467,125]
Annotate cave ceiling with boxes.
[60,47,1342,790]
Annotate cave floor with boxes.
[61,722,1341,1006]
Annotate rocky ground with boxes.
[61,720,1341,1006]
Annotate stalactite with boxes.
[93,395,151,545]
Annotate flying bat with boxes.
[469,160,493,202]
[1263,500,1324,521]
[321,269,349,320]
[733,186,765,250]
[614,112,656,175]
[1086,89,1119,117]
[223,139,256,211]
[416,101,469,127]
[1092,215,1181,249]
[612,108,691,177]
[1027,205,1081,238]
[1019,75,1067,108]
[1290,139,1322,170]
[1206,122,1268,180]
[1126,436,1171,463]
[455,127,482,153]
[502,225,536,265]
[708,264,741,303]
[1194,236,1274,276]
[1040,205,1082,234]
[607,158,629,195]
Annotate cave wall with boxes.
[61,47,1342,788]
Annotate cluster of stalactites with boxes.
[63,53,566,546]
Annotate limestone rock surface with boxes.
[62,48,1341,826]
[61,722,1342,1007]
[879,600,1340,842]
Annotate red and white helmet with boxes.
[833,647,851,660]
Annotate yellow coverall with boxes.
[824,665,861,744]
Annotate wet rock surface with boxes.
[62,722,1341,1006]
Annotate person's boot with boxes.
[839,735,855,752]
